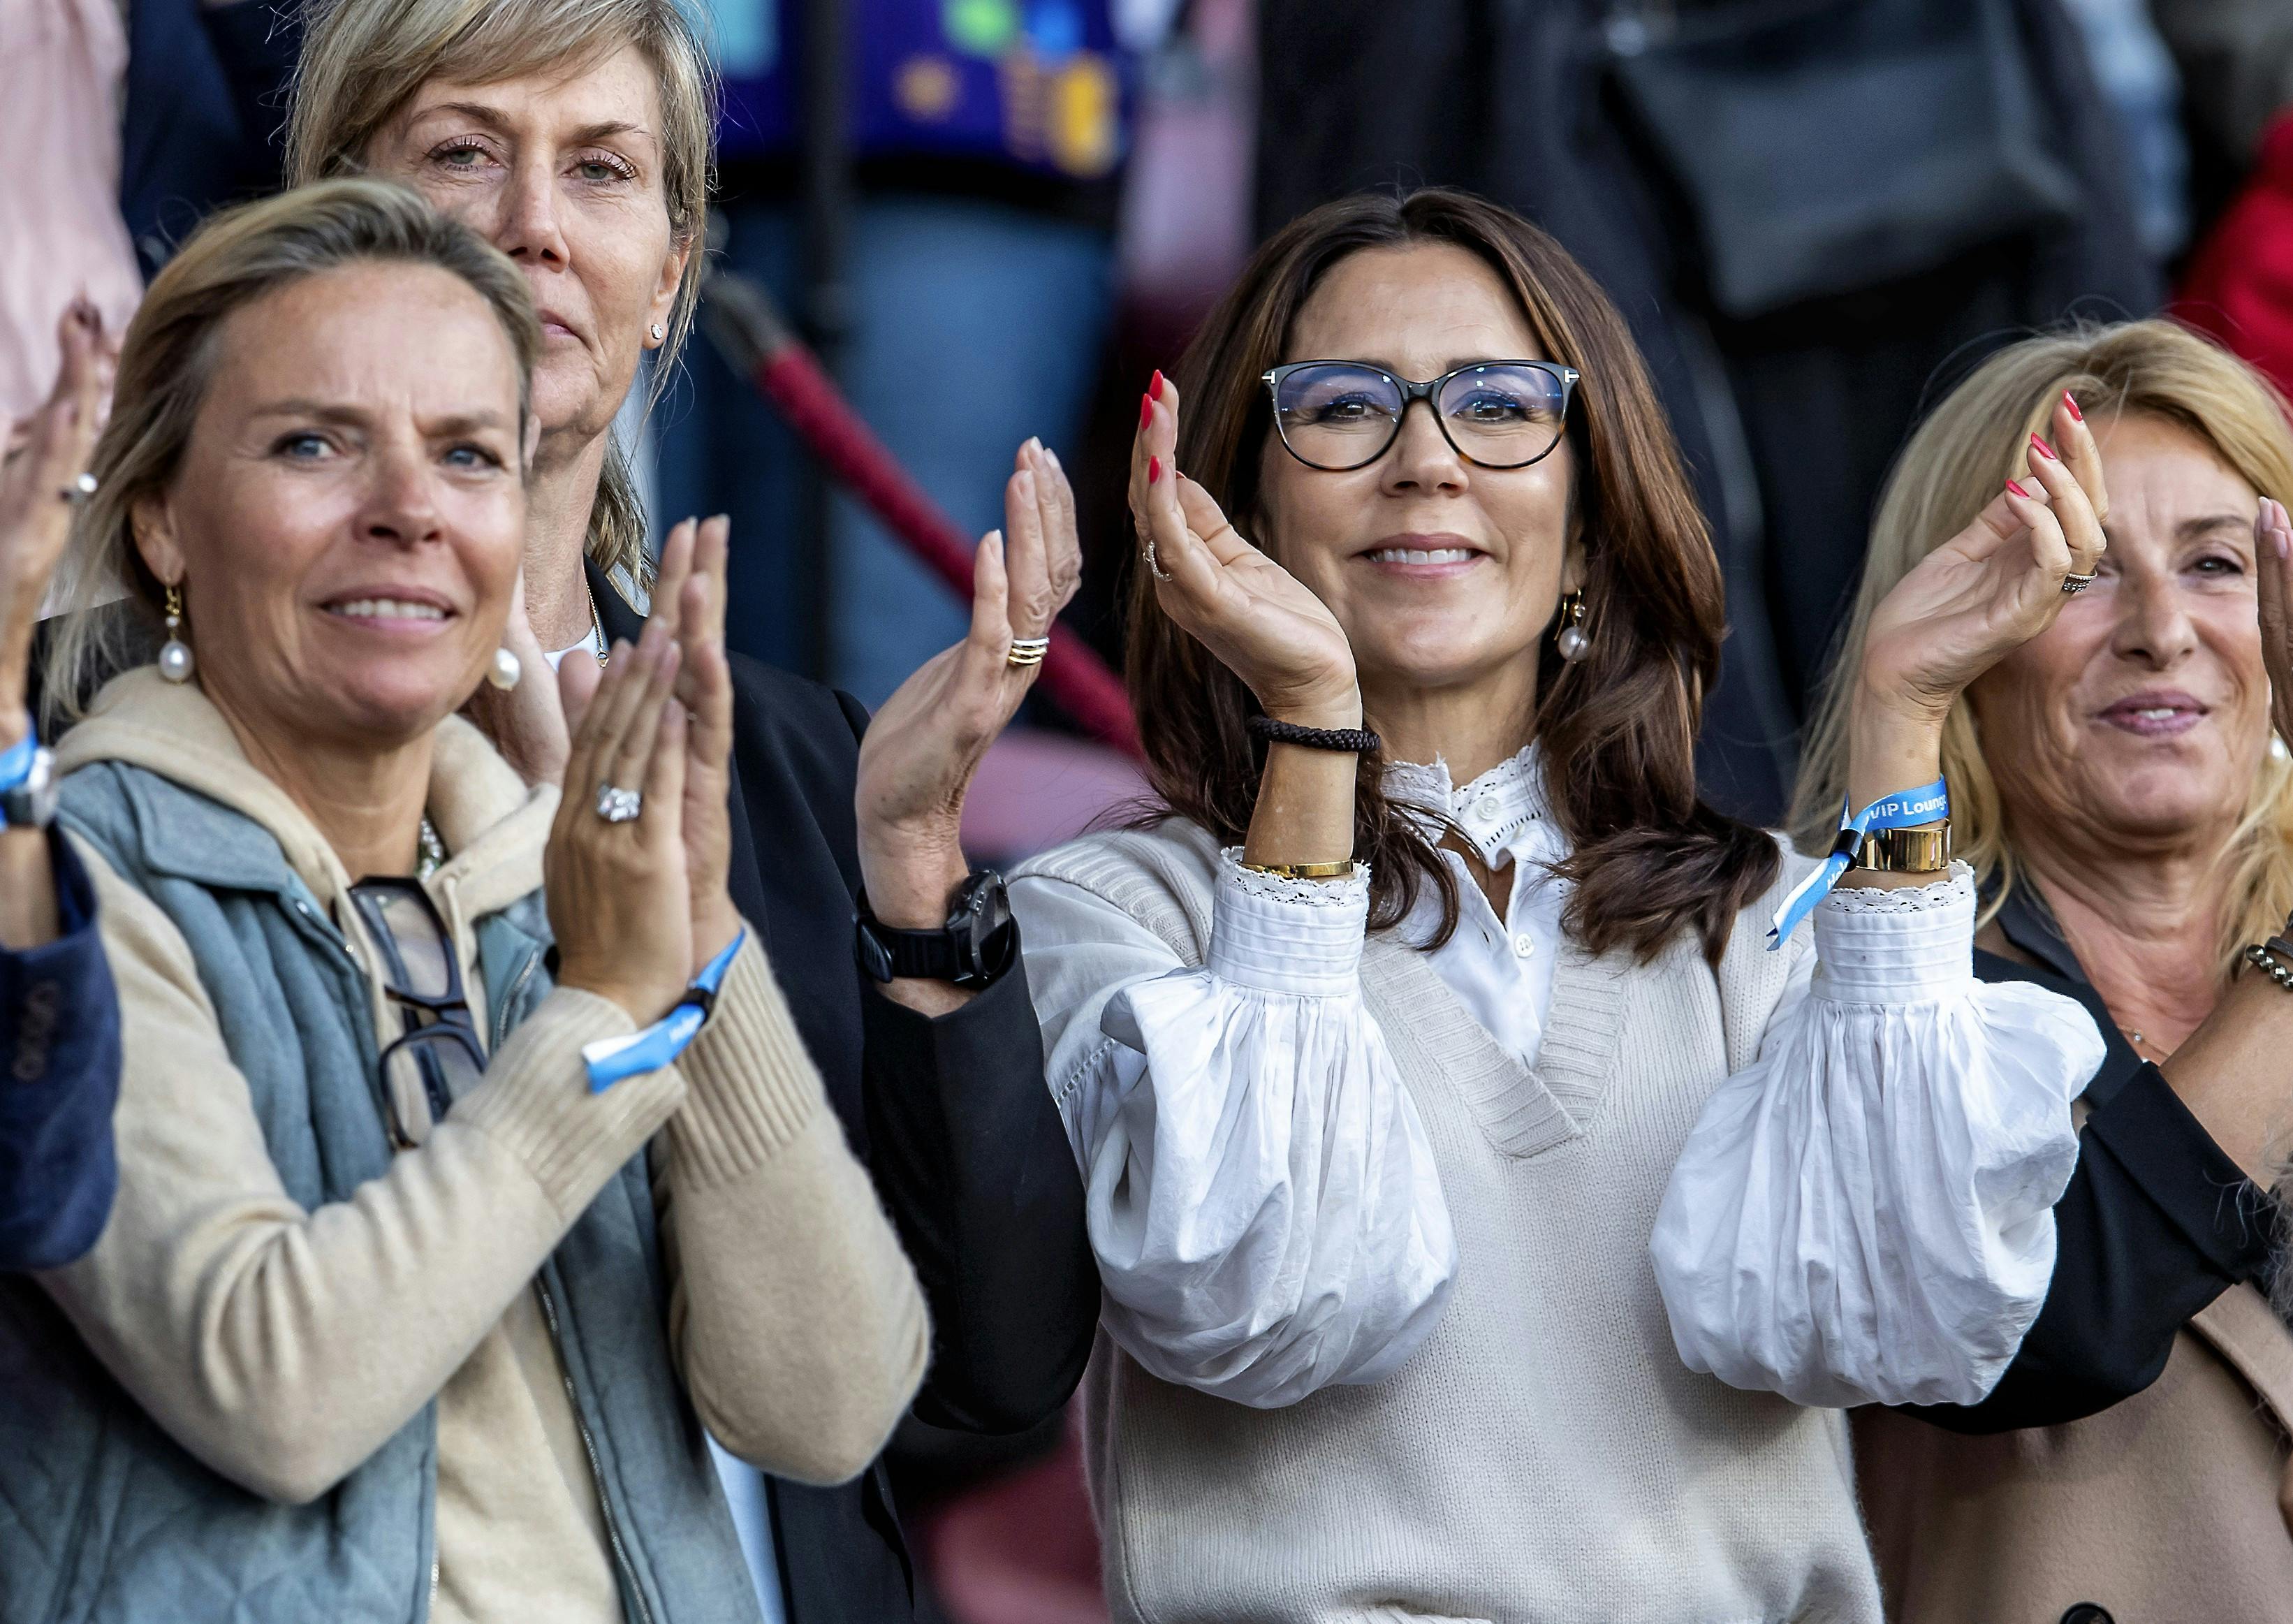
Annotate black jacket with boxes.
[1898,887,2278,1433]
[592,568,1097,1621]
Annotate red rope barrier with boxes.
[702,272,1143,761]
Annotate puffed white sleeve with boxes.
[1009,849,1456,1409]
[1649,863,2100,1408]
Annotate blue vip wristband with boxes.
[583,929,747,1093]
[0,723,38,793]
[1766,777,1950,950]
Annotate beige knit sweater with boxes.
[1018,825,1882,1624]
[41,671,929,1624]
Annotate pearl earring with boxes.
[1554,591,1590,662]
[159,582,195,683]
[650,323,665,343]
[488,646,522,691]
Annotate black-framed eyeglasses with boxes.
[1262,359,1581,472]
[346,877,487,1150]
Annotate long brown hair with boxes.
[1131,187,1777,963]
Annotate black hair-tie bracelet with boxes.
[1246,714,1382,754]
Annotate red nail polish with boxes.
[1148,456,1162,484]
[1152,370,1165,400]
[2006,478,2031,499]
[2063,390,2084,423]
[1140,394,1154,430]
[2030,432,2056,460]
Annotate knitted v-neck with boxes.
[1362,919,1627,1158]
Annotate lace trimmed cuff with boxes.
[1207,847,1370,997]
[1812,860,1977,1004]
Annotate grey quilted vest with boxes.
[0,761,765,1624]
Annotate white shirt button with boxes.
[1511,932,1536,958]
[1471,793,1503,825]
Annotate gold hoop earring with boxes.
[1554,591,1590,662]
[159,582,195,683]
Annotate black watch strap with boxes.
[854,868,1016,990]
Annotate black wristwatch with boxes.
[854,868,1018,990]
[0,746,55,831]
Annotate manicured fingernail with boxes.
[2006,479,2031,499]
[1140,394,1154,430]
[2063,390,2083,423]
[1045,446,1062,470]
[1148,456,1162,484]
[2030,432,2056,460]
[1151,370,1166,400]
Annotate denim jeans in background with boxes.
[655,196,1115,704]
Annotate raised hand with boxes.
[545,617,694,1025]
[1850,391,2106,811]
[856,437,1081,937]
[643,514,740,972]
[0,300,110,738]
[1132,374,1359,726]
[1860,391,2107,726]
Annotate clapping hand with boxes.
[0,301,111,739]
[1852,392,2107,805]
[855,437,1080,934]
[545,617,695,1026]
[640,515,740,974]
[1130,374,1360,726]
[1861,392,2107,723]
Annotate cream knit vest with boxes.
[1025,826,1881,1624]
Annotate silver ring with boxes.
[594,783,643,823]
[1006,636,1050,668]
[1143,539,1173,583]
[2060,571,2096,594]
[59,471,96,505]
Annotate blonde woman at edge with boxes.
[1796,321,2293,1621]
[1007,187,2106,1623]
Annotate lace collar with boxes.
[1384,743,1557,866]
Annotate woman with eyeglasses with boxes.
[1009,187,2107,1621]
[2,180,926,1623]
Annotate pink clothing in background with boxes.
[1,0,142,420]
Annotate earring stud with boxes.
[650,322,666,343]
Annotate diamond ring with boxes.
[2060,571,2096,594]
[595,784,643,824]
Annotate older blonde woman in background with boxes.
[1795,319,2293,1622]
[6,178,927,1624]
[286,7,1100,1616]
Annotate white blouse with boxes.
[1009,746,2104,1411]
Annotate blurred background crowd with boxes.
[9,0,2293,1617]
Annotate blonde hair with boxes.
[286,0,719,592]
[43,180,542,724]
[1793,319,2293,976]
